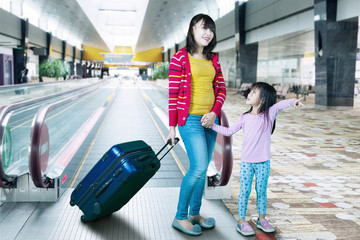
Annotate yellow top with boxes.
[188,54,215,115]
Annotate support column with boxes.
[314,0,358,108]
[76,49,83,77]
[167,48,171,62]
[87,62,92,77]
[39,32,51,65]
[80,49,83,63]
[13,18,28,84]
[81,51,86,78]
[69,46,75,76]
[61,41,66,61]
[83,62,87,78]
[235,1,258,88]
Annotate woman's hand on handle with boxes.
[293,97,305,109]
[167,126,176,145]
[201,112,216,128]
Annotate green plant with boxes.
[39,58,68,79]
[152,62,169,80]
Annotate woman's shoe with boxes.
[188,215,216,229]
[172,218,202,236]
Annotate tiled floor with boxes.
[0,188,246,240]
[47,188,244,240]
[218,89,360,240]
[154,79,360,239]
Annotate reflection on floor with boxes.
[221,90,360,240]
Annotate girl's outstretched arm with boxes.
[270,97,303,119]
[211,115,243,136]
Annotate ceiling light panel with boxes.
[98,0,136,11]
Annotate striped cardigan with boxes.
[169,48,226,126]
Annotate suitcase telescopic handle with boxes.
[155,138,180,161]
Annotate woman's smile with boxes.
[203,36,211,42]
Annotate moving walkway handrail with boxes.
[30,84,103,188]
[0,80,102,188]
[211,110,233,186]
[0,105,15,187]
[0,77,98,90]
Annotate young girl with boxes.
[209,82,303,236]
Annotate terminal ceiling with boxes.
[22,0,226,53]
[15,0,359,61]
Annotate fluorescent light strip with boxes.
[98,9,136,12]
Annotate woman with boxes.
[167,14,226,236]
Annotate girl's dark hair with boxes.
[186,14,217,60]
[244,82,277,134]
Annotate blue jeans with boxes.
[175,114,219,220]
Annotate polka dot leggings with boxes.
[238,160,270,220]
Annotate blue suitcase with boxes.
[70,138,179,222]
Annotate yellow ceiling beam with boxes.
[103,64,119,68]
[82,45,164,63]
[132,47,164,62]
[103,64,148,69]
[304,52,315,58]
[113,46,133,54]
[131,65,148,69]
[82,45,110,61]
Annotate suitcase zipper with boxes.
[77,147,153,205]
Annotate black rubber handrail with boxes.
[29,84,103,188]
[210,110,233,186]
[0,79,102,188]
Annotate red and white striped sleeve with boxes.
[211,54,226,115]
[168,51,184,126]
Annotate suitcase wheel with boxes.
[81,215,88,223]
[93,202,101,215]
[69,199,76,206]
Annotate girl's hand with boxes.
[201,112,216,128]
[167,126,176,145]
[293,97,305,109]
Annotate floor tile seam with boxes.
[12,202,40,240]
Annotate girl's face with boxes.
[192,19,214,48]
[246,87,262,107]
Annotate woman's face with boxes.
[192,19,214,48]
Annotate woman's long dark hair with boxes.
[186,14,217,60]
[243,82,277,134]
